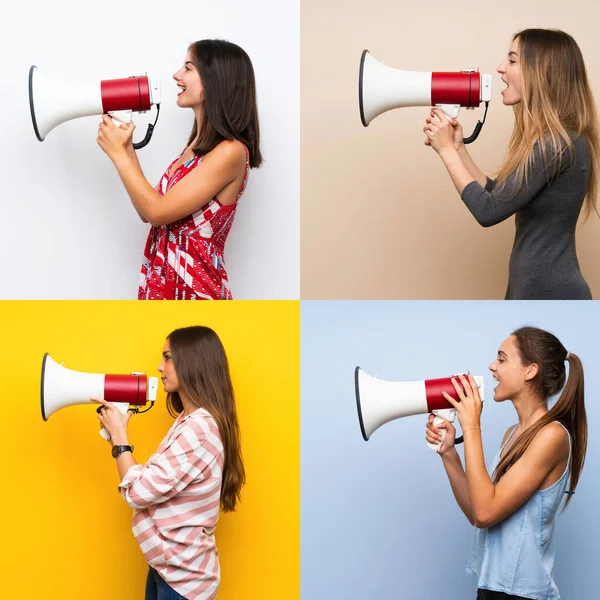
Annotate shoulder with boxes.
[172,409,214,440]
[570,132,590,158]
[183,409,222,444]
[535,130,590,157]
[206,139,247,169]
[529,131,589,177]
[527,422,570,463]
[500,424,517,447]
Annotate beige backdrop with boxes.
[301,0,600,299]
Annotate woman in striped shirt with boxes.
[95,326,245,600]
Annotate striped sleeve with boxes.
[118,418,218,509]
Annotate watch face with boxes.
[112,446,120,458]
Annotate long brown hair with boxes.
[166,326,245,512]
[187,39,262,168]
[496,29,599,220]
[492,326,587,508]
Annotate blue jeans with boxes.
[145,567,187,600]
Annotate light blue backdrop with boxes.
[301,301,600,600]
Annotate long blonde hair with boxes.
[496,29,600,220]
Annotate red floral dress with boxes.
[138,146,249,300]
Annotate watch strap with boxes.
[112,445,134,458]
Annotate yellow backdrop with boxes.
[0,301,299,600]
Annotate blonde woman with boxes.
[424,29,599,299]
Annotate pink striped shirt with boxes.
[119,407,224,600]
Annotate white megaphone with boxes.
[28,66,161,149]
[359,49,492,143]
[355,367,484,452]
[41,353,159,441]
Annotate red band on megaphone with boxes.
[101,76,151,113]
[425,376,466,411]
[104,375,147,405]
[431,72,480,108]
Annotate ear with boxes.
[524,362,539,382]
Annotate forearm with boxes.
[112,152,161,224]
[457,145,488,187]
[462,428,495,526]
[438,148,476,196]
[124,146,149,223]
[110,429,138,481]
[440,448,474,524]
[126,144,141,169]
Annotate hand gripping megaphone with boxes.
[41,353,158,441]
[28,66,161,149]
[359,50,492,143]
[355,367,484,452]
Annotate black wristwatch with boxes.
[112,445,134,459]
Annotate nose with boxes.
[496,62,506,75]
[158,361,164,373]
[488,361,496,372]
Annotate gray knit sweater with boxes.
[461,133,592,299]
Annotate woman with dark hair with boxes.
[97,40,262,300]
[94,326,245,600]
[424,29,599,299]
[425,326,587,600]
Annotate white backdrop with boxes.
[0,0,299,299]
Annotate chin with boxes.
[504,96,522,106]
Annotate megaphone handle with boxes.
[106,110,154,150]
[426,415,448,453]
[98,402,131,442]
[436,104,460,119]
[108,110,132,127]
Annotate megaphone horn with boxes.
[41,353,158,439]
[28,65,161,149]
[358,49,492,143]
[355,367,484,450]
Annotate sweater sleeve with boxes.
[118,418,220,509]
[461,142,564,227]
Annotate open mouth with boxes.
[177,86,186,96]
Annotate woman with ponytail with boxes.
[425,326,587,600]
[424,29,599,299]
[94,326,245,600]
